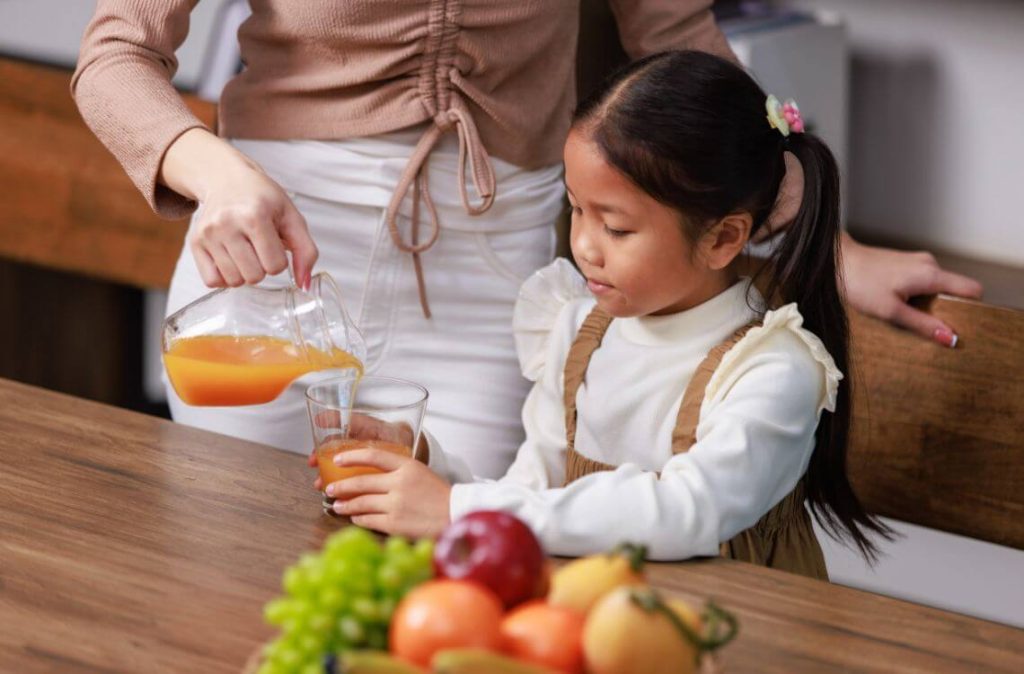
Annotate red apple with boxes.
[433,510,545,608]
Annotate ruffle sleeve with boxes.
[707,303,844,414]
[512,259,591,382]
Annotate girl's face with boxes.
[564,129,725,318]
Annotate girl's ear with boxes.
[698,212,753,271]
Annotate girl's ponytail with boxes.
[762,134,892,559]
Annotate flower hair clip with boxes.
[766,95,804,137]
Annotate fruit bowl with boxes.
[244,514,737,674]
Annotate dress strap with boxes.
[561,305,614,459]
[557,309,828,579]
[671,321,761,454]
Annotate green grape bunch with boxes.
[258,527,435,674]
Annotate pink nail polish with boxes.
[934,327,958,349]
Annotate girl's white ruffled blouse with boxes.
[432,259,842,560]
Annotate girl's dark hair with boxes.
[574,50,890,559]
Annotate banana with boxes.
[334,650,427,674]
[431,649,560,674]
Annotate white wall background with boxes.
[782,0,1024,268]
[0,0,226,88]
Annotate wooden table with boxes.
[2,379,1022,673]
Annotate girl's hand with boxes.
[325,449,452,539]
[841,232,983,347]
[308,413,425,492]
[160,128,318,288]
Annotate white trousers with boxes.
[165,133,563,479]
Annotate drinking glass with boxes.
[306,375,428,513]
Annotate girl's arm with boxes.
[328,303,580,538]
[496,361,572,490]
[449,329,828,560]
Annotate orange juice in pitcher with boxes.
[164,336,363,406]
[162,273,366,407]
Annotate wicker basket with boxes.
[242,647,725,673]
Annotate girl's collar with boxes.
[616,279,763,347]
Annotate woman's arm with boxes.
[72,1,317,287]
[607,0,737,61]
[758,156,983,345]
[840,232,983,346]
[72,0,207,218]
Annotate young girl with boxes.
[322,50,888,576]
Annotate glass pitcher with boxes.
[162,272,366,407]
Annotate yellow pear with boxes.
[547,544,647,614]
[582,587,703,674]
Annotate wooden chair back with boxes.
[848,296,1024,550]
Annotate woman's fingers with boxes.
[188,176,311,287]
[206,242,245,287]
[889,301,958,348]
[224,234,268,285]
[191,243,226,288]
[247,215,290,277]
[929,268,984,300]
[277,200,318,289]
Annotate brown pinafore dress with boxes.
[561,306,828,580]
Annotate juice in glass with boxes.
[307,376,427,513]
[316,437,413,485]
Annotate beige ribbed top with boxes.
[72,0,732,220]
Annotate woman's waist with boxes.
[218,77,571,171]
[230,133,566,232]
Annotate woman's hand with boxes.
[841,232,983,347]
[324,449,452,539]
[159,128,318,288]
